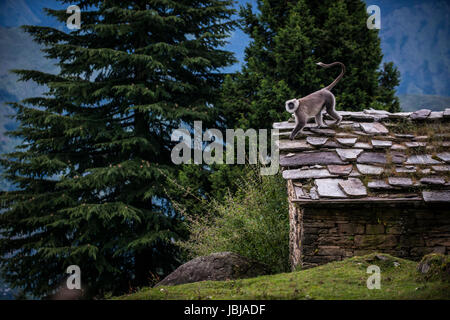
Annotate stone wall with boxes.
[290,204,450,269]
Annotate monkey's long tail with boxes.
[316,61,346,91]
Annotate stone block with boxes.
[366,224,385,234]
[386,226,403,234]
[354,235,397,248]
[338,223,365,234]
[399,235,425,247]
[317,246,344,256]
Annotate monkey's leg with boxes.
[325,96,342,126]
[290,116,306,140]
[315,111,326,128]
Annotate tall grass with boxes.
[176,167,290,274]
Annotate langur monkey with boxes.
[285,62,345,140]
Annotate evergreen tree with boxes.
[0,0,235,298]
[220,0,401,130]
[376,62,401,113]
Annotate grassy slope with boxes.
[117,253,450,300]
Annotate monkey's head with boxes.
[285,98,299,114]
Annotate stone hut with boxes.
[274,108,450,270]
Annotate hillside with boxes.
[399,94,450,112]
[117,253,450,300]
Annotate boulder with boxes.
[417,253,450,282]
[156,252,269,287]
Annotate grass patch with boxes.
[115,253,450,300]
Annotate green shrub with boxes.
[177,167,290,274]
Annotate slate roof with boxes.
[274,108,450,207]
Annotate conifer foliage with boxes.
[219,0,401,131]
[0,0,235,297]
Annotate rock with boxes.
[388,177,413,187]
[395,166,416,173]
[276,140,313,152]
[345,112,376,122]
[414,136,428,142]
[371,139,392,148]
[282,169,336,180]
[422,191,450,203]
[443,108,450,119]
[395,134,415,139]
[294,186,306,198]
[410,109,431,120]
[364,109,391,116]
[391,144,406,151]
[310,128,336,136]
[416,253,450,282]
[356,164,384,175]
[156,252,269,287]
[436,152,450,163]
[354,235,397,248]
[315,178,347,198]
[405,155,441,165]
[327,164,353,176]
[428,111,443,120]
[280,151,346,167]
[309,186,319,200]
[390,112,412,119]
[273,122,295,130]
[335,148,363,161]
[336,132,357,138]
[420,177,446,185]
[366,225,385,234]
[323,140,340,148]
[432,165,450,172]
[405,142,427,148]
[360,122,389,135]
[306,136,328,146]
[338,178,367,197]
[375,254,389,260]
[284,153,295,158]
[349,170,361,177]
[357,152,387,164]
[273,131,290,138]
[368,180,394,190]
[391,152,407,164]
[336,138,357,146]
[317,246,344,256]
[354,142,373,150]
[354,131,371,136]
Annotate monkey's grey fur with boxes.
[285,62,345,140]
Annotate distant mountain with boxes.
[0,25,56,192]
[399,94,450,112]
[379,0,450,96]
[0,0,64,28]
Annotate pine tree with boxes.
[220,0,401,130]
[376,62,401,113]
[0,0,235,298]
